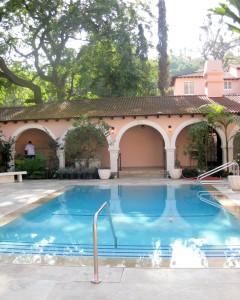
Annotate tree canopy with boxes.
[0,0,156,104]
[209,0,240,33]
[157,0,169,96]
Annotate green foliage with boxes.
[15,154,46,179]
[0,0,155,104]
[199,15,240,66]
[57,167,99,179]
[169,54,203,77]
[200,104,240,164]
[157,0,169,96]
[182,168,199,178]
[209,1,240,34]
[43,127,62,170]
[184,122,214,170]
[0,132,15,171]
[64,116,109,168]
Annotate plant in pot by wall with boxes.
[64,116,111,179]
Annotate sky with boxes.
[150,0,226,58]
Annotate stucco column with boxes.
[165,148,175,171]
[109,148,119,174]
[228,146,234,162]
[57,149,65,168]
[9,149,16,171]
[222,146,227,165]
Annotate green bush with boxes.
[15,154,46,179]
[182,168,199,178]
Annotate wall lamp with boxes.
[111,127,115,134]
[168,125,172,132]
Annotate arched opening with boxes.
[119,125,165,169]
[176,125,222,169]
[64,132,110,168]
[15,128,58,169]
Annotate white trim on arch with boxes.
[229,124,240,148]
[114,119,170,149]
[59,124,114,147]
[170,118,226,149]
[11,124,57,141]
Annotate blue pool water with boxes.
[0,185,240,262]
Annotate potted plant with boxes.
[169,159,182,179]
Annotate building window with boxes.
[184,82,194,95]
[224,81,232,90]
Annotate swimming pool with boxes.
[0,184,240,267]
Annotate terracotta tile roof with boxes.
[174,71,203,78]
[223,72,240,80]
[228,64,240,69]
[170,72,203,86]
[171,71,240,86]
[1,96,240,122]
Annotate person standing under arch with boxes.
[25,141,35,158]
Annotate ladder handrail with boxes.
[197,161,239,182]
[197,191,230,213]
[92,202,117,284]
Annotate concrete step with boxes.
[119,168,166,178]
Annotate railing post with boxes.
[92,220,101,284]
[91,202,117,284]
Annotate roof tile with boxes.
[1,96,240,122]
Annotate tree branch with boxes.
[0,57,42,104]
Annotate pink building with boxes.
[172,60,240,97]
[1,60,240,178]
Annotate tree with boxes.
[199,15,240,67]
[209,1,240,33]
[200,104,240,167]
[0,57,42,104]
[185,122,215,171]
[0,132,15,171]
[157,0,169,96]
[136,24,148,61]
[169,54,203,77]
[0,0,153,103]
[64,117,109,168]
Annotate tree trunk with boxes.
[0,57,42,104]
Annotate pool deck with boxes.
[0,178,240,300]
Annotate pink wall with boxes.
[174,60,240,97]
[174,77,205,96]
[119,125,165,168]
[15,129,52,157]
[175,126,198,168]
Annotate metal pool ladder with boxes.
[92,202,117,284]
[197,161,239,185]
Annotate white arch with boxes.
[59,125,114,147]
[11,123,57,141]
[114,119,170,149]
[170,118,226,149]
[229,124,240,148]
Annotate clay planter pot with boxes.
[169,168,182,180]
[98,169,111,180]
[228,175,240,191]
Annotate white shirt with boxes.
[25,143,35,155]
